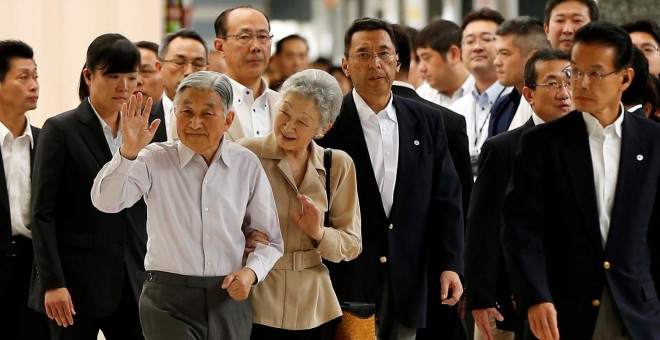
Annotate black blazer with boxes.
[149,98,168,143]
[318,92,464,328]
[391,84,473,223]
[30,99,147,316]
[465,118,535,331]
[502,111,660,339]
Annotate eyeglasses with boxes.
[161,58,208,71]
[346,51,398,64]
[530,81,572,92]
[222,32,273,45]
[461,34,496,47]
[638,44,660,56]
[564,67,620,82]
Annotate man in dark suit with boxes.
[318,18,464,339]
[622,47,651,116]
[0,40,50,340]
[30,34,145,339]
[135,41,168,142]
[466,48,572,340]
[503,22,660,339]
[390,23,471,340]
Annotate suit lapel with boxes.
[76,100,112,166]
[389,97,421,217]
[336,94,387,219]
[561,112,602,246]
[608,113,646,246]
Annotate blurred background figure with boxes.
[328,66,352,96]
[208,49,227,73]
[269,34,310,90]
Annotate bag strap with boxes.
[323,148,332,225]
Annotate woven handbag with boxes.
[335,302,376,340]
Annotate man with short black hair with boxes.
[621,19,660,76]
[503,22,660,339]
[543,0,599,53]
[489,16,551,136]
[415,20,474,107]
[0,39,50,340]
[158,29,208,139]
[319,17,464,340]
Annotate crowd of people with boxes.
[1,1,659,340]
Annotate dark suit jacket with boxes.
[149,98,168,143]
[392,83,470,338]
[502,110,660,339]
[392,84,472,223]
[30,99,147,316]
[465,118,535,332]
[488,89,521,138]
[318,92,464,328]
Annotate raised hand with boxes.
[292,194,325,241]
[119,92,158,160]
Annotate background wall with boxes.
[0,0,164,127]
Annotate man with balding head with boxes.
[214,5,281,141]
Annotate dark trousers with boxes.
[251,318,339,340]
[49,272,143,340]
[139,271,252,340]
[0,235,51,340]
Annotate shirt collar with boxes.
[0,114,34,148]
[177,138,229,169]
[89,98,120,134]
[582,102,625,138]
[458,75,475,99]
[353,89,396,125]
[226,76,269,106]
[392,80,415,90]
[471,81,507,102]
[531,111,546,126]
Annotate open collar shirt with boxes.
[0,116,33,238]
[227,76,273,137]
[91,139,284,280]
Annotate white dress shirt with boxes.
[582,105,624,247]
[353,89,399,217]
[0,117,33,238]
[162,93,176,140]
[508,97,534,131]
[449,81,511,158]
[417,75,475,108]
[227,77,273,137]
[91,139,284,281]
[89,98,122,155]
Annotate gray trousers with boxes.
[139,271,252,340]
[591,285,631,340]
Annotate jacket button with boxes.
[388,224,394,230]
[592,299,600,307]
[379,256,387,263]
[603,261,610,269]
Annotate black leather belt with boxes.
[145,270,226,288]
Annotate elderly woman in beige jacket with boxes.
[238,69,361,339]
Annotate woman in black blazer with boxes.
[30,33,146,340]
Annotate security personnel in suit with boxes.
[0,39,50,340]
[503,22,660,339]
[318,18,464,339]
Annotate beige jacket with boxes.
[238,133,362,330]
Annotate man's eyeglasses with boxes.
[638,44,660,56]
[161,58,208,71]
[530,81,572,92]
[461,34,496,47]
[564,67,620,82]
[222,32,273,45]
[346,51,398,64]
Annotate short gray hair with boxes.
[278,69,343,126]
[173,71,233,117]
